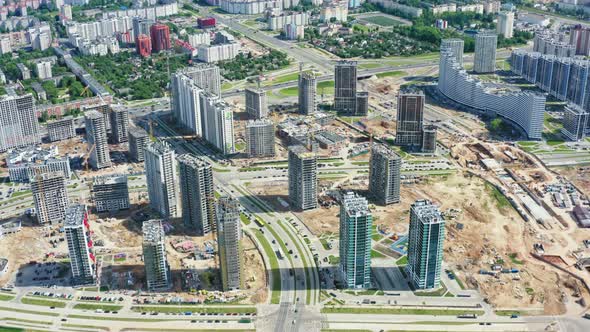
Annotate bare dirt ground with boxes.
[0,221,55,285]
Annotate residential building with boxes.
[406,200,446,290]
[142,219,171,291]
[129,127,149,162]
[570,24,590,56]
[288,145,317,211]
[298,71,317,115]
[562,104,589,141]
[64,204,96,285]
[136,34,151,57]
[219,0,291,15]
[440,38,464,67]
[150,23,171,52]
[438,49,545,140]
[133,17,155,38]
[145,140,179,218]
[246,119,275,157]
[197,42,240,63]
[245,87,268,119]
[28,24,52,50]
[0,94,40,152]
[85,110,111,169]
[473,31,497,73]
[172,64,221,100]
[320,1,348,22]
[369,143,401,205]
[17,63,30,80]
[110,107,129,143]
[31,172,69,225]
[177,154,215,235]
[200,93,235,154]
[171,73,203,136]
[497,11,514,38]
[216,196,243,291]
[92,174,130,212]
[334,60,357,114]
[7,145,71,183]
[47,116,76,142]
[339,192,372,289]
[284,22,304,40]
[396,90,425,148]
[83,102,111,133]
[188,32,211,47]
[34,60,52,79]
[268,11,309,30]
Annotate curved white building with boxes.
[438,50,544,139]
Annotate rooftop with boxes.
[177,153,210,169]
[372,143,401,160]
[342,192,370,217]
[64,204,87,228]
[93,174,128,186]
[129,126,149,137]
[412,199,445,224]
[143,220,165,244]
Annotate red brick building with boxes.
[136,34,152,57]
[150,23,171,53]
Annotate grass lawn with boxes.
[20,297,67,308]
[2,317,52,325]
[321,307,484,316]
[318,80,335,93]
[278,86,298,97]
[371,249,386,259]
[0,294,14,301]
[359,62,383,69]
[131,306,256,314]
[73,303,123,311]
[239,213,251,225]
[213,167,231,173]
[371,233,384,241]
[328,255,340,265]
[362,15,405,26]
[268,72,299,85]
[62,323,109,331]
[253,229,281,304]
[376,71,407,79]
[395,256,408,266]
[0,306,59,317]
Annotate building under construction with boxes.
[129,127,149,162]
[369,143,402,205]
[92,174,130,213]
[85,110,111,170]
[177,154,215,235]
[142,219,171,291]
[31,172,69,225]
[110,107,129,143]
[216,197,243,291]
[47,116,76,142]
[288,145,318,211]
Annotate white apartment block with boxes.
[188,32,211,47]
[197,42,241,63]
[201,93,235,155]
[34,60,52,79]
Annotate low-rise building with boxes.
[7,145,71,183]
